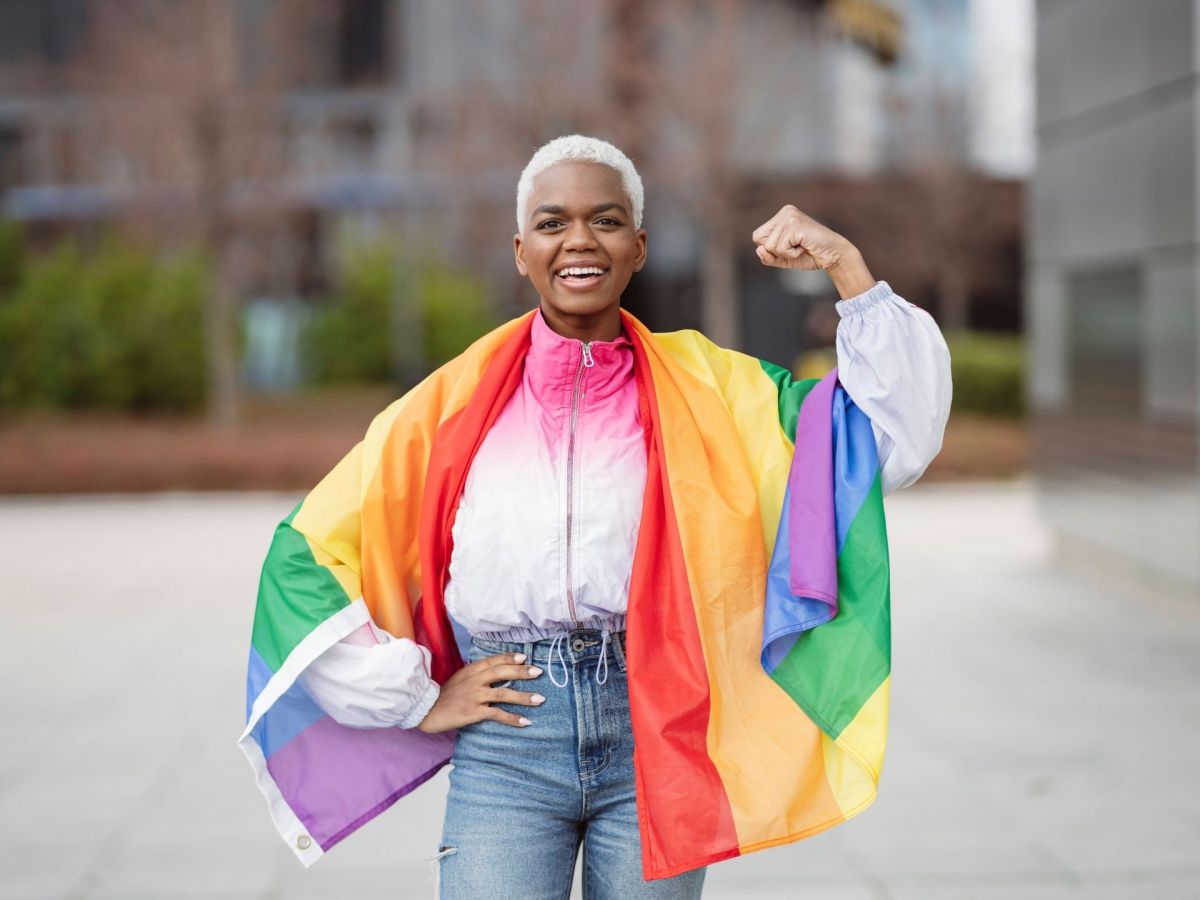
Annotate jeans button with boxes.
[571,638,585,651]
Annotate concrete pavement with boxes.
[0,478,1196,899]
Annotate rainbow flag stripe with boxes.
[237,306,890,880]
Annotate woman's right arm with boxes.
[301,631,549,733]
[298,618,441,730]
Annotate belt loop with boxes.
[612,629,628,672]
[524,639,533,667]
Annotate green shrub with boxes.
[0,240,83,410]
[0,232,208,413]
[421,262,499,368]
[301,240,394,383]
[0,220,26,293]
[945,330,1024,417]
[303,237,497,385]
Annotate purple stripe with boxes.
[787,368,838,602]
[266,716,457,848]
[762,479,837,673]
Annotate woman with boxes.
[239,134,951,899]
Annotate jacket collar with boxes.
[525,306,634,408]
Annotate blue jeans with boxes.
[432,628,707,899]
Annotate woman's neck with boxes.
[537,303,623,343]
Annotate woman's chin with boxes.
[544,290,618,316]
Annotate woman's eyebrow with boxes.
[533,202,626,217]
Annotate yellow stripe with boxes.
[822,677,888,817]
[306,535,361,602]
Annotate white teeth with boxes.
[557,267,607,277]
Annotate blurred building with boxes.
[1028,0,1199,588]
[0,0,1028,377]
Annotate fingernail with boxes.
[518,717,532,726]
[528,666,542,676]
[531,694,546,704]
[514,653,527,663]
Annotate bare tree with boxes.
[603,0,827,348]
[68,0,311,426]
[887,3,1015,335]
[901,83,976,333]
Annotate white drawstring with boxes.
[595,627,610,684]
[547,632,569,687]
[543,628,616,687]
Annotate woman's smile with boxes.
[554,263,611,291]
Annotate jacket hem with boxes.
[472,612,628,643]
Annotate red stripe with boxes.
[624,318,740,879]
[416,315,534,683]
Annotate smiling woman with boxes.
[238,133,953,899]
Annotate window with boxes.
[1066,265,1142,414]
[336,0,390,86]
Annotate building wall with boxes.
[1028,0,1200,586]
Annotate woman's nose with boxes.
[563,221,598,249]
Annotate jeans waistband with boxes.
[470,616,627,688]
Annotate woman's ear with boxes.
[633,228,648,272]
[513,233,528,276]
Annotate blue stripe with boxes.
[245,645,273,723]
[449,609,473,662]
[250,678,330,759]
[832,386,879,557]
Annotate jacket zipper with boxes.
[565,339,595,627]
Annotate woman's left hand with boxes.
[751,205,876,299]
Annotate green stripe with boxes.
[768,469,891,740]
[250,500,353,672]
[757,359,819,443]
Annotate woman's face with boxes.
[514,160,647,337]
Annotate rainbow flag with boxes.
[237,306,890,880]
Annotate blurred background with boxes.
[0,0,1029,492]
[1,1,1197,899]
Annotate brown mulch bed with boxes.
[924,410,1029,483]
[0,392,1026,495]
[0,386,398,495]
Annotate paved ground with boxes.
[0,478,1197,899]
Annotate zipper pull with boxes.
[581,342,595,368]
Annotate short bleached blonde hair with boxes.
[515,134,644,232]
